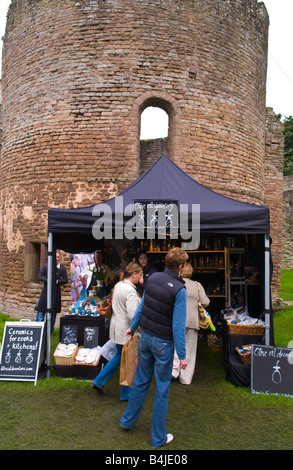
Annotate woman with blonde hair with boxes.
[91,262,143,400]
[172,262,210,384]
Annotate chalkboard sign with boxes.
[61,324,78,345]
[84,326,99,348]
[0,321,44,386]
[251,344,293,398]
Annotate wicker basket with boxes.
[73,346,101,367]
[226,321,264,336]
[207,334,217,347]
[54,343,78,365]
[211,339,223,352]
[236,345,251,365]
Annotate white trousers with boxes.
[172,328,198,385]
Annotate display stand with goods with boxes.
[74,346,101,366]
[54,343,78,365]
[236,345,252,366]
[53,306,109,379]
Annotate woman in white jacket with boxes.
[172,262,210,385]
[92,262,142,400]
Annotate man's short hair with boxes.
[165,247,188,271]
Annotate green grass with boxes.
[280,270,293,301]
[273,306,293,348]
[0,333,292,451]
[0,273,293,450]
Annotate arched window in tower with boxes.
[140,107,168,140]
[140,107,169,173]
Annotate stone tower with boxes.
[0,0,283,317]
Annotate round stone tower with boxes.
[0,0,272,317]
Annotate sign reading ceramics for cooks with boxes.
[0,321,45,386]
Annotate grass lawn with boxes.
[280,270,293,301]
[0,272,292,451]
[0,330,292,451]
[274,306,293,347]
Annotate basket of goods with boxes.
[223,308,235,319]
[224,308,265,336]
[53,343,78,365]
[226,320,265,336]
[207,334,217,347]
[236,345,252,365]
[211,338,223,352]
[73,346,101,366]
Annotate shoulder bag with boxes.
[196,281,209,329]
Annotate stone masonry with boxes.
[283,176,293,270]
[0,0,284,318]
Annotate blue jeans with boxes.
[92,343,130,401]
[120,330,174,448]
[36,312,56,335]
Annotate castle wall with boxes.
[0,0,282,319]
[264,108,284,298]
[283,176,293,270]
[2,0,269,200]
[140,138,168,174]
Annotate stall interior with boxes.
[68,234,265,319]
[54,233,266,384]
[118,233,264,316]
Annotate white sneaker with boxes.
[166,433,174,445]
[152,433,174,448]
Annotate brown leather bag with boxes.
[98,288,114,319]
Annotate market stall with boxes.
[46,155,272,382]
[53,314,109,379]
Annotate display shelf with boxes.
[145,243,260,311]
[227,248,246,306]
[195,268,225,271]
[147,247,228,306]
[147,250,226,253]
[208,295,225,298]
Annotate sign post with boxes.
[84,326,100,349]
[251,344,293,397]
[0,321,45,386]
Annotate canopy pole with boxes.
[264,234,271,346]
[46,232,53,378]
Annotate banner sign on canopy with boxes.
[133,200,179,233]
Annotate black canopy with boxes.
[46,155,272,363]
[48,155,269,252]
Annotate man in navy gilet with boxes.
[120,247,188,448]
